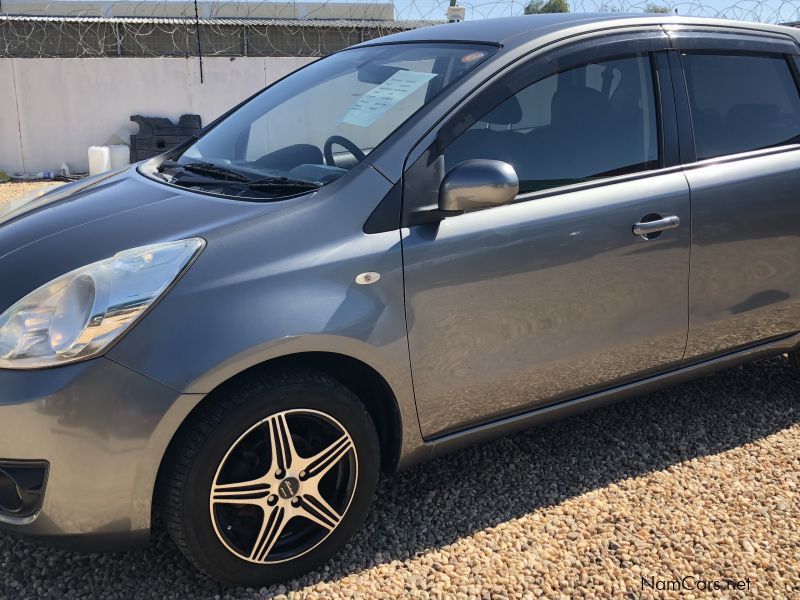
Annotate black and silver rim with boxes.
[209,409,358,564]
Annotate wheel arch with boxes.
[150,350,406,525]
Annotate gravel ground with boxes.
[1,182,798,599]
[0,181,62,206]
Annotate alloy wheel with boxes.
[209,409,358,564]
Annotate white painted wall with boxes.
[0,59,23,173]
[0,56,315,174]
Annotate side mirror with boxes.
[439,159,519,213]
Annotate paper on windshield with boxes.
[341,71,437,127]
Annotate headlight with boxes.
[0,238,204,369]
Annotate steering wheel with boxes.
[323,135,366,167]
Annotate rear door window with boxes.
[682,53,800,160]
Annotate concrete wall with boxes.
[0,56,315,174]
[1,1,394,19]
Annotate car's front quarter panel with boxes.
[107,167,422,465]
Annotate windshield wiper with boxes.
[158,160,252,182]
[166,174,322,196]
[159,161,322,191]
[246,175,322,190]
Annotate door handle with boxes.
[633,215,680,239]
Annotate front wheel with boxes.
[161,370,380,585]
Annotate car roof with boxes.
[357,13,800,47]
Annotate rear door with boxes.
[669,31,800,363]
[401,34,692,438]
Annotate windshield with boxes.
[150,43,496,199]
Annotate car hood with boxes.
[0,167,175,260]
[0,166,303,314]
[0,168,130,229]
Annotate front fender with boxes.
[110,167,426,492]
[108,166,401,393]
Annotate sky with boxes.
[392,0,800,22]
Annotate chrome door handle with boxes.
[633,215,680,238]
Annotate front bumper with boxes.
[0,357,197,549]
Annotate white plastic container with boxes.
[88,146,111,176]
[88,145,130,176]
[109,144,130,170]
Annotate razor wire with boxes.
[0,0,798,58]
[0,17,421,57]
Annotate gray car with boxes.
[2,12,800,585]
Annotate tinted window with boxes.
[683,53,800,160]
[443,55,659,194]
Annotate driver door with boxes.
[402,43,691,438]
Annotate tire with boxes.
[161,369,380,586]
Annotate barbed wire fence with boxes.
[0,0,798,59]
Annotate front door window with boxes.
[443,55,660,195]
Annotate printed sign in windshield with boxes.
[341,71,438,127]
